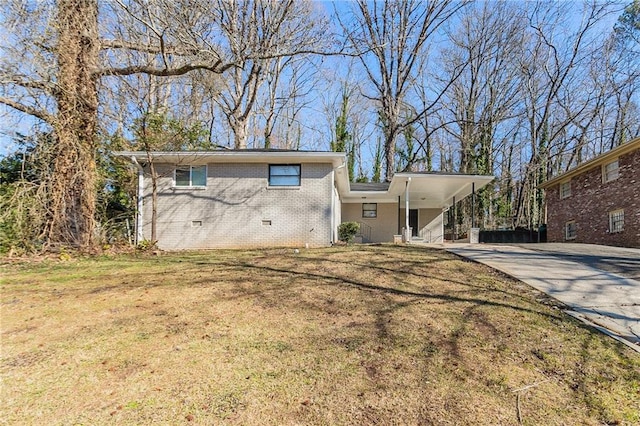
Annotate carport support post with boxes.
[471,182,475,228]
[452,196,456,242]
[397,196,401,234]
[405,178,411,241]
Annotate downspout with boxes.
[330,169,336,244]
[332,163,346,244]
[131,156,144,245]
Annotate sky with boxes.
[0,0,633,171]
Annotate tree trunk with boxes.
[384,131,396,181]
[234,116,248,149]
[47,0,99,248]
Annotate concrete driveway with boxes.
[445,243,640,352]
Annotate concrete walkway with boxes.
[444,243,640,352]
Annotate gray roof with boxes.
[350,182,391,192]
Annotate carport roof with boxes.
[345,172,494,209]
[350,182,390,192]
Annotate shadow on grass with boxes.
[221,261,564,322]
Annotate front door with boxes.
[409,209,419,236]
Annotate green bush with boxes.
[338,221,360,243]
[136,239,157,251]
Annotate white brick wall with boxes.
[142,162,334,249]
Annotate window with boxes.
[175,165,206,187]
[603,159,619,183]
[609,210,624,233]
[565,221,577,240]
[362,203,377,218]
[559,181,571,199]
[269,164,301,186]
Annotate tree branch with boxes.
[0,74,58,95]
[100,39,199,56]
[0,96,54,124]
[96,61,236,78]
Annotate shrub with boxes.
[338,221,360,243]
[0,182,45,254]
[136,239,157,251]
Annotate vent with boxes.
[191,220,203,227]
[262,220,272,226]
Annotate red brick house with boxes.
[540,137,640,248]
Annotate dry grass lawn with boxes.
[1,245,639,425]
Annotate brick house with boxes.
[540,137,640,248]
[116,150,493,250]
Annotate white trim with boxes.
[559,181,571,199]
[602,159,620,183]
[115,150,345,167]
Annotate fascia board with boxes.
[113,151,346,168]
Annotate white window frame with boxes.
[565,221,577,240]
[609,209,624,233]
[602,159,619,183]
[362,203,377,218]
[174,165,207,188]
[559,181,571,199]
[268,164,301,187]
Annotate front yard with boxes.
[1,245,639,425]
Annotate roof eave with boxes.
[112,150,347,168]
[540,137,640,189]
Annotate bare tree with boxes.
[255,55,320,149]
[512,1,615,228]
[0,0,328,249]
[319,60,378,180]
[1,1,102,248]
[437,1,525,228]
[0,0,230,248]
[211,0,328,149]
[341,0,465,180]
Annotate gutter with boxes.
[331,163,347,244]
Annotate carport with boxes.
[339,172,494,243]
